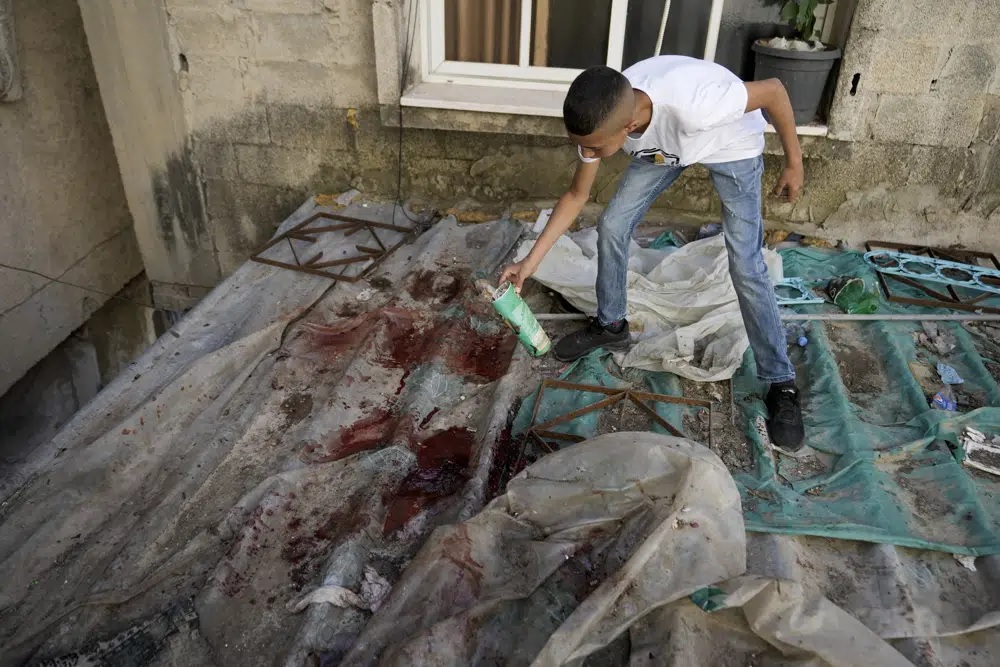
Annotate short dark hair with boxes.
[563,66,631,136]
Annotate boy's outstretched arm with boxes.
[499,158,600,292]
[744,79,804,201]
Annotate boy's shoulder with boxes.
[624,56,739,88]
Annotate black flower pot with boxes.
[752,39,842,125]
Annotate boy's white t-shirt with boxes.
[578,56,766,167]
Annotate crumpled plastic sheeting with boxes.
[0,206,528,665]
[342,433,916,666]
[339,433,851,665]
[516,231,782,381]
[638,575,913,667]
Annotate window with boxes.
[419,0,725,88]
[403,0,843,127]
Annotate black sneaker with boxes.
[765,382,805,452]
[552,318,630,362]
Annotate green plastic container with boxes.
[827,277,878,314]
[491,282,551,357]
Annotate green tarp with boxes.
[515,248,1000,555]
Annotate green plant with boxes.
[764,0,834,40]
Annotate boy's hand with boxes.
[774,162,804,202]
[499,259,537,294]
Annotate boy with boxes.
[499,56,805,450]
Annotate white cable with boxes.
[653,0,671,57]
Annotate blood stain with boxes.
[279,392,313,425]
[382,311,515,382]
[305,408,395,463]
[418,407,440,429]
[395,367,411,397]
[383,428,476,534]
[407,268,467,303]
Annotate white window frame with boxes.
[418,0,726,91]
[401,0,834,134]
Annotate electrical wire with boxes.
[654,0,672,57]
[393,0,424,225]
[0,261,156,314]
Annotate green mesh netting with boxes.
[514,248,1000,556]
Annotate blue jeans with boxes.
[596,155,795,383]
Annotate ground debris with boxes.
[914,322,957,357]
[440,207,502,223]
[961,427,1000,476]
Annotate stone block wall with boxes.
[82,0,1000,309]
[168,0,381,276]
[771,0,1000,249]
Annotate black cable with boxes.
[393,0,423,226]
[0,261,156,314]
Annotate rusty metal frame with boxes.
[865,240,1000,314]
[251,211,412,282]
[523,379,712,458]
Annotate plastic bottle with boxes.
[785,323,809,348]
[930,384,957,411]
[827,277,879,314]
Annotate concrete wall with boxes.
[768,0,1000,250]
[0,0,141,397]
[80,0,1000,309]
[0,275,158,472]
[77,0,216,294]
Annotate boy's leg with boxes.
[706,155,793,382]
[596,159,686,324]
[554,159,684,362]
[706,155,804,450]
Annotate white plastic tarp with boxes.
[516,231,782,382]
[342,432,913,666]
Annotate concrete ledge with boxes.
[381,104,566,137]
[0,227,143,396]
[385,103,847,161]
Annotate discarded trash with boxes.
[785,323,810,348]
[336,189,362,206]
[491,282,552,357]
[954,553,978,572]
[908,360,938,392]
[961,427,1000,476]
[288,584,365,612]
[826,277,878,314]
[650,230,686,249]
[931,385,957,411]
[287,565,391,613]
[689,586,728,612]
[917,322,957,356]
[696,223,723,240]
[359,565,392,611]
[936,363,964,385]
[766,230,841,251]
[357,287,377,302]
